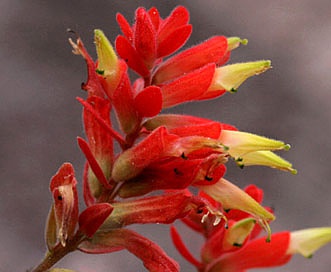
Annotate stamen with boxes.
[258,218,272,242]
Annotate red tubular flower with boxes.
[99,191,197,230]
[80,96,114,201]
[49,163,79,247]
[152,35,228,85]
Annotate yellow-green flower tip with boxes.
[94,29,118,76]
[225,218,256,248]
[199,178,275,223]
[210,60,271,92]
[219,130,289,158]
[227,37,248,51]
[288,227,331,258]
[237,150,297,174]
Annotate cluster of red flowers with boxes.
[36,6,331,272]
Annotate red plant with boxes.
[31,6,331,272]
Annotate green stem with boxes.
[31,233,84,272]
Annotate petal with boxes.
[118,157,203,198]
[161,63,215,108]
[158,6,190,44]
[50,163,79,247]
[287,227,331,258]
[134,7,157,69]
[157,24,192,58]
[153,36,228,84]
[68,38,105,97]
[111,127,177,182]
[219,129,290,158]
[148,7,161,30]
[134,85,162,117]
[115,35,150,77]
[79,229,180,272]
[222,218,256,250]
[94,29,120,92]
[111,62,140,134]
[143,114,237,136]
[116,13,133,42]
[209,60,271,93]
[78,203,113,238]
[198,178,275,235]
[206,232,291,272]
[45,205,57,250]
[77,137,112,196]
[99,192,194,229]
[238,150,297,174]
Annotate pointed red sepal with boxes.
[82,162,95,206]
[77,97,126,148]
[69,38,105,98]
[206,232,291,272]
[99,192,194,229]
[115,35,150,78]
[170,225,202,268]
[111,126,178,182]
[161,63,216,108]
[118,157,202,198]
[157,6,190,46]
[169,122,222,139]
[148,7,160,30]
[111,63,140,134]
[77,137,113,190]
[82,96,114,181]
[143,114,235,138]
[153,36,228,84]
[157,24,192,58]
[134,7,157,69]
[50,163,79,247]
[116,13,133,42]
[79,228,180,272]
[134,85,162,117]
[78,203,113,238]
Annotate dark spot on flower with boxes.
[125,58,129,63]
[57,195,63,201]
[173,168,184,176]
[205,175,213,181]
[196,207,204,214]
[224,209,231,213]
[96,69,105,75]
[181,153,188,159]
[233,243,242,247]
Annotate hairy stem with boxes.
[31,232,85,272]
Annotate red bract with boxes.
[116,6,192,78]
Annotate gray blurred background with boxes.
[1,1,331,271]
